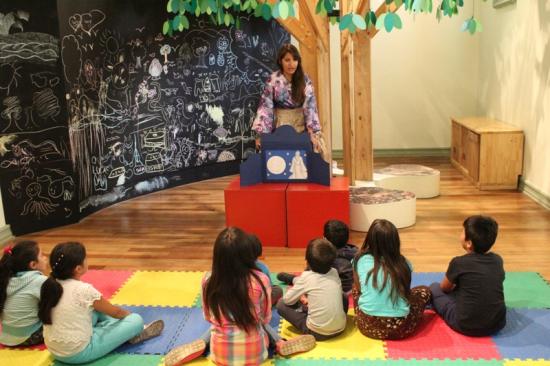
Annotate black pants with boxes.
[429,282,506,337]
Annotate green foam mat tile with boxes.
[504,272,550,308]
[53,353,162,366]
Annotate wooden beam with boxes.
[340,0,354,180]
[275,17,317,51]
[298,0,329,52]
[270,0,316,51]
[352,30,373,180]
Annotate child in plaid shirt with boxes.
[165,227,315,366]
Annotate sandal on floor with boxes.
[164,339,207,366]
[277,334,316,356]
[128,319,165,344]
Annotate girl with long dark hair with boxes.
[352,219,431,340]
[0,241,48,346]
[165,227,315,366]
[39,242,164,364]
[252,44,327,160]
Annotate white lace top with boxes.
[43,279,102,357]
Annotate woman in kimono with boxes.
[252,44,327,161]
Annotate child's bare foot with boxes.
[276,334,316,356]
[165,339,206,366]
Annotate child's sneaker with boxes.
[277,334,316,356]
[128,319,164,344]
[164,339,206,366]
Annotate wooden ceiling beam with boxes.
[270,0,317,51]
[299,0,329,52]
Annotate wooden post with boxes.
[351,31,373,181]
[341,0,355,181]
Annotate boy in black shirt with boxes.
[430,215,506,336]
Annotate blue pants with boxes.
[54,312,143,364]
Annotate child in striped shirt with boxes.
[0,241,48,346]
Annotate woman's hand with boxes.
[255,138,261,151]
[310,132,321,152]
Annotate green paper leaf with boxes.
[339,13,353,31]
[468,19,476,34]
[391,12,402,29]
[461,18,469,32]
[280,1,290,19]
[261,3,272,20]
[475,18,483,32]
[352,13,366,30]
[172,14,181,28]
[375,13,386,30]
[162,20,171,34]
[394,0,403,6]
[384,12,394,32]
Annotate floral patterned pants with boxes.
[353,286,431,340]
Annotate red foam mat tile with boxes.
[81,270,135,300]
[385,310,502,360]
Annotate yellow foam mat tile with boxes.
[505,361,550,366]
[0,349,54,366]
[111,271,204,307]
[278,313,386,360]
[160,356,273,365]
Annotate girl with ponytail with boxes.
[39,242,164,364]
[0,241,48,346]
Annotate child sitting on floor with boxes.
[39,242,164,364]
[0,241,48,346]
[249,233,283,305]
[276,238,347,341]
[430,215,506,336]
[353,219,431,340]
[165,227,315,366]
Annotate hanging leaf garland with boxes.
[163,0,486,36]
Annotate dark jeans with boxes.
[275,299,343,341]
[429,282,460,332]
[429,282,506,337]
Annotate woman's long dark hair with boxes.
[0,241,39,315]
[204,227,268,333]
[277,44,306,105]
[354,219,411,304]
[38,242,86,324]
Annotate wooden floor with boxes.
[22,156,550,281]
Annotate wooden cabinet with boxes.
[450,117,524,190]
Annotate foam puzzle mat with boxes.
[1,271,550,366]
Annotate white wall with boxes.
[330,2,479,150]
[478,1,550,197]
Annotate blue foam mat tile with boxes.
[168,307,211,348]
[492,308,550,359]
[116,306,190,355]
[411,272,445,288]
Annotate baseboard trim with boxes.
[0,225,14,246]
[332,148,450,159]
[519,178,550,210]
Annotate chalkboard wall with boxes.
[0,0,78,235]
[0,0,289,234]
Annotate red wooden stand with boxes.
[224,177,287,247]
[224,177,349,248]
[286,177,350,248]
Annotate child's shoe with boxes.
[276,272,296,285]
[128,319,164,344]
[277,334,316,356]
[164,339,206,366]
